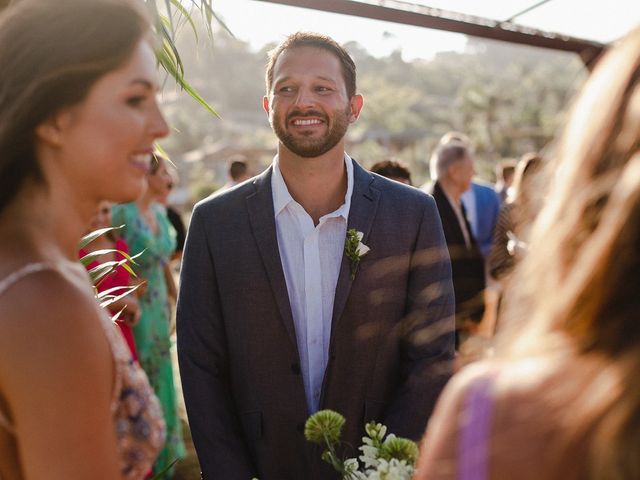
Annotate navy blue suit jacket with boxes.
[177,159,455,480]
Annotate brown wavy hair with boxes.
[0,0,151,215]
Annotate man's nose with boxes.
[294,87,316,109]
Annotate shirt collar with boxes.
[441,185,461,211]
[271,153,354,220]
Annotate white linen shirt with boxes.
[271,154,354,413]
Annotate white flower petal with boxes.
[357,243,370,256]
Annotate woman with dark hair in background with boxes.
[416,27,640,480]
[0,0,169,478]
[112,153,186,477]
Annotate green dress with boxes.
[112,202,186,477]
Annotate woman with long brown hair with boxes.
[415,26,640,480]
[0,0,169,478]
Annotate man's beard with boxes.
[271,106,351,158]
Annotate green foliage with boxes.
[146,0,221,117]
[149,458,179,480]
[78,229,144,312]
[78,227,144,286]
[78,227,119,250]
[305,410,417,479]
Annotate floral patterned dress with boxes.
[112,203,185,477]
[0,262,165,479]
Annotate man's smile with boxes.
[292,118,323,126]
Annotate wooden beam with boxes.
[254,0,604,66]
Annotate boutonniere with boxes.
[344,228,370,280]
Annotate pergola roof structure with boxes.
[254,0,619,68]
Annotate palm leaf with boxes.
[146,0,220,117]
[88,260,129,285]
[164,0,175,40]
[149,459,179,479]
[157,44,219,117]
[169,0,199,41]
[153,143,177,169]
[98,283,144,309]
[79,227,120,249]
[79,248,141,269]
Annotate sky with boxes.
[212,0,640,61]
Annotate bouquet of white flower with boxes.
[304,410,418,480]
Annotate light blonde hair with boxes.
[503,27,640,479]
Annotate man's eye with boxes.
[279,86,294,93]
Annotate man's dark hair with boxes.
[370,160,412,185]
[265,32,356,98]
[229,160,248,181]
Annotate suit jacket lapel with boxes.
[331,160,380,333]
[246,167,298,347]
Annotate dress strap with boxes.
[0,262,56,298]
[458,372,497,480]
[0,262,57,434]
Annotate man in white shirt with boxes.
[177,32,455,480]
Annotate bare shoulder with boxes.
[0,264,102,337]
[0,264,121,478]
[415,361,498,479]
[0,265,113,410]
[434,360,499,414]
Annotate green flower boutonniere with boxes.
[345,228,370,280]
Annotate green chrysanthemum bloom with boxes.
[378,435,418,464]
[304,409,346,446]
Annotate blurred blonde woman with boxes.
[415,26,640,480]
[0,0,169,478]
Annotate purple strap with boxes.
[458,374,496,480]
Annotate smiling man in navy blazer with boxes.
[177,32,455,480]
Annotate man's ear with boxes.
[263,96,270,115]
[348,94,364,123]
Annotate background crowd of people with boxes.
[0,0,638,479]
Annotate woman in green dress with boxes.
[112,154,186,478]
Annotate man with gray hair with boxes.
[424,140,485,345]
